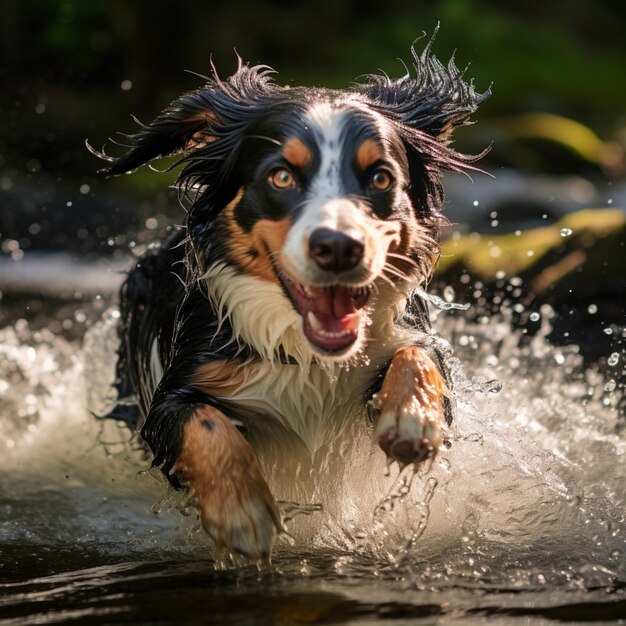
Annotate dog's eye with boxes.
[269,168,296,190]
[370,170,393,192]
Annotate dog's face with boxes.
[97,51,488,363]
[211,99,425,357]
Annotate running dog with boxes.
[93,38,488,560]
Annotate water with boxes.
[1,304,625,624]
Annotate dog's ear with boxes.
[360,35,490,144]
[359,34,490,221]
[89,63,278,177]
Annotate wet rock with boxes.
[435,208,626,364]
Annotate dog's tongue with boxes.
[311,286,357,318]
[281,277,370,353]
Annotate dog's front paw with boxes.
[374,400,443,467]
[177,406,282,560]
[373,347,447,468]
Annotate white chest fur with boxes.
[218,319,423,452]
[219,359,378,451]
[198,264,428,450]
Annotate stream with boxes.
[0,286,624,624]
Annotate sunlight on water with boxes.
[0,316,203,559]
[0,304,624,601]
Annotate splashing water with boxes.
[415,285,471,311]
[0,305,624,622]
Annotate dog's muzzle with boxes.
[279,273,370,354]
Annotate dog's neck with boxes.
[200,261,414,368]
[196,262,430,450]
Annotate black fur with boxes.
[97,42,487,487]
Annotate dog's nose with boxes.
[309,228,364,273]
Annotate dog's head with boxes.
[96,41,488,364]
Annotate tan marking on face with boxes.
[383,216,439,283]
[221,187,292,282]
[176,406,281,557]
[356,138,383,171]
[282,137,313,169]
[385,222,414,273]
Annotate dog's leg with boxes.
[176,405,281,561]
[374,346,447,467]
[133,286,281,560]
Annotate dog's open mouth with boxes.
[280,273,370,353]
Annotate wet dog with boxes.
[93,38,488,560]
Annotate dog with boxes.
[92,37,488,560]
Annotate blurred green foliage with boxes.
[1,0,624,188]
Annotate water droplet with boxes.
[486,355,499,367]
[473,200,479,206]
[560,228,573,237]
[529,312,540,322]
[604,379,616,392]
[443,285,455,302]
[603,328,613,335]
[587,304,598,314]
[607,352,619,366]
[484,379,503,393]
[415,287,470,311]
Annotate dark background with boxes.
[0,0,625,365]
[1,0,625,252]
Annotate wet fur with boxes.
[95,37,488,553]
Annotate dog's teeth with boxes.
[307,311,323,332]
[350,286,368,296]
[318,329,351,338]
[303,287,313,298]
